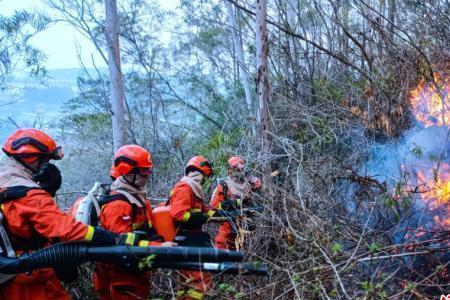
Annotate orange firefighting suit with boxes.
[93,178,161,300]
[210,178,250,250]
[169,174,214,300]
[0,158,104,300]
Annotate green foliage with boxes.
[329,290,337,297]
[410,144,423,159]
[394,181,403,196]
[139,254,156,270]
[361,281,372,291]
[72,113,110,127]
[293,115,339,156]
[369,242,380,252]
[360,281,388,299]
[404,282,415,291]
[0,10,49,88]
[332,242,343,254]
[197,27,225,52]
[312,78,346,104]
[194,129,243,190]
[382,193,400,222]
[195,128,243,166]
[218,282,243,299]
[429,153,439,161]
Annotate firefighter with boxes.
[0,128,138,300]
[93,145,175,300]
[210,156,259,250]
[169,155,215,300]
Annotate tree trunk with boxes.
[387,0,396,40]
[255,0,272,187]
[226,1,256,135]
[105,0,126,151]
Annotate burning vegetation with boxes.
[409,74,450,127]
[384,72,450,291]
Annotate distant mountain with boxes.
[0,68,89,141]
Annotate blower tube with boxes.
[0,243,244,275]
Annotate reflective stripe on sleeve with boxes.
[132,222,142,230]
[125,233,136,245]
[138,240,150,247]
[181,211,191,222]
[84,226,95,241]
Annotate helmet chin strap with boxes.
[123,173,140,189]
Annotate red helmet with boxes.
[186,155,213,177]
[109,163,120,180]
[228,156,245,171]
[2,128,63,162]
[113,145,152,176]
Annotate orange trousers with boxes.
[178,270,212,300]
[94,263,151,300]
[0,268,70,300]
[176,230,213,300]
[214,221,237,250]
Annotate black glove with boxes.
[117,233,140,246]
[221,199,240,211]
[90,226,118,245]
[214,209,238,219]
[182,212,209,228]
[133,229,163,243]
[33,163,62,197]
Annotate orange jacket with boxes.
[2,189,90,246]
[169,181,211,230]
[210,181,242,249]
[0,188,93,300]
[99,192,157,235]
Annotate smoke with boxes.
[364,125,450,185]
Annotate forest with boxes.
[1,0,450,299]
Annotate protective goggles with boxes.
[114,156,152,175]
[11,137,63,160]
[130,167,152,176]
[200,160,213,169]
[231,163,245,171]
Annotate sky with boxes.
[0,0,180,142]
[0,0,104,69]
[0,0,179,70]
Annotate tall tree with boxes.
[255,0,271,186]
[105,0,126,151]
[226,1,255,135]
[0,10,48,90]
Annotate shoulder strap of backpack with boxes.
[218,180,229,201]
[0,186,43,204]
[98,193,138,221]
[166,189,174,206]
[0,186,42,260]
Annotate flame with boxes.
[409,74,450,127]
[413,164,450,230]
